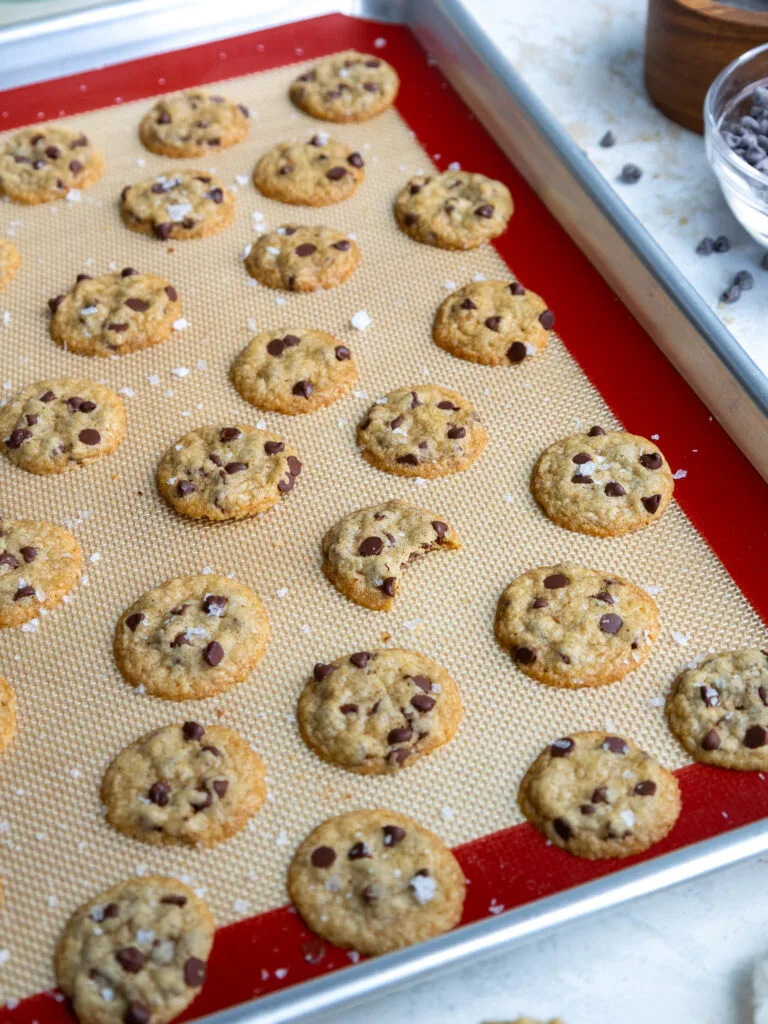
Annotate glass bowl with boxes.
[705,41,768,247]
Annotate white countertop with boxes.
[0,1,765,1022]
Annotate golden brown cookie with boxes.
[0,126,103,204]
[0,519,82,629]
[322,499,461,612]
[287,809,465,956]
[0,237,20,291]
[395,171,513,250]
[432,279,552,366]
[531,427,674,537]
[139,89,249,158]
[0,379,125,475]
[49,268,181,357]
[298,648,462,774]
[120,170,235,241]
[494,564,659,688]
[114,574,270,701]
[245,224,359,291]
[231,329,357,415]
[666,648,768,770]
[519,731,681,859]
[157,424,302,521]
[0,677,16,753]
[289,51,399,123]
[357,384,487,478]
[254,134,365,205]
[54,876,214,1024]
[101,721,266,847]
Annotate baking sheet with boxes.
[0,57,764,1003]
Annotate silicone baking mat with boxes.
[0,13,766,1022]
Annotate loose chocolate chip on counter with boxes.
[184,958,207,987]
[350,652,371,668]
[287,455,302,477]
[721,283,742,304]
[633,780,657,796]
[602,736,628,754]
[183,721,205,741]
[696,236,714,255]
[734,269,754,291]
[551,737,575,757]
[618,163,642,184]
[713,235,730,253]
[544,573,569,589]
[358,536,383,557]
[599,613,623,634]
[311,845,336,867]
[203,641,224,666]
[599,129,616,147]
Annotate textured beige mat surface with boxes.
[0,59,764,1000]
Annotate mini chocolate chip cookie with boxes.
[245,225,359,291]
[49,269,181,357]
[254,135,365,206]
[0,379,126,475]
[114,574,270,701]
[0,677,16,753]
[120,170,235,241]
[531,428,674,537]
[666,648,768,770]
[287,809,465,956]
[395,171,513,250]
[231,329,357,415]
[433,280,553,366]
[102,721,266,847]
[54,876,214,1024]
[0,519,82,629]
[139,90,249,158]
[357,384,487,478]
[519,731,681,860]
[0,237,20,291]
[495,564,659,688]
[157,424,302,521]
[289,51,400,123]
[322,499,461,612]
[0,126,104,204]
[298,648,462,774]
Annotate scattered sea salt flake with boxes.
[66,190,82,202]
[647,695,665,708]
[233,898,249,915]
[118,387,135,398]
[403,617,421,631]
[651,433,659,440]
[350,309,372,330]
[673,468,687,480]
[136,929,155,947]
[443,280,456,290]
[374,37,386,48]
[274,295,286,306]
[642,584,662,596]
[148,374,160,385]
[671,630,689,646]
[441,806,454,821]
[472,273,486,282]
[80,305,98,316]
[410,874,436,904]
[255,419,266,430]
[167,202,193,222]
[275,968,288,980]
[89,552,100,564]
[173,318,189,331]
[20,618,39,633]
[266,246,280,255]
[620,809,636,828]
[241,243,252,260]
[276,588,288,598]
[235,174,248,186]
[172,367,190,378]
[0,951,9,967]
[347,951,361,964]
[488,899,504,915]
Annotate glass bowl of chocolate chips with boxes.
[706,42,768,247]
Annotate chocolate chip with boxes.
[744,725,767,748]
[593,591,614,605]
[544,573,569,589]
[639,452,662,470]
[154,222,174,240]
[409,184,422,195]
[160,894,187,906]
[287,456,302,477]
[176,481,196,497]
[69,160,83,175]
[580,804,596,815]
[532,597,548,609]
[396,454,418,466]
[404,213,418,226]
[314,663,336,681]
[411,391,422,408]
[340,703,358,714]
[759,686,768,706]
[48,295,64,314]
[348,152,364,168]
[361,885,378,904]
[124,1002,150,1024]
[350,652,371,668]
[411,675,433,692]
[7,428,31,449]
[510,281,526,295]
[40,391,56,403]
[696,237,714,255]
[311,845,336,867]
[588,425,605,436]
[599,130,616,147]
[432,520,448,539]
[348,841,371,860]
[592,786,609,803]
[121,267,137,278]
[713,235,730,253]
[212,779,229,798]
[641,494,661,514]
[604,481,626,496]
[264,440,285,455]
[183,721,205,741]
[514,646,536,665]
[484,316,501,331]
[702,728,720,751]
[700,685,719,707]
[78,429,101,446]
[383,824,406,846]
[633,780,657,796]
[358,536,383,556]
[553,818,572,841]
[202,595,227,615]
[363,82,380,92]
[539,309,555,329]
[116,947,145,973]
[599,613,623,634]
[238,104,250,118]
[388,726,413,743]
[618,163,642,183]
[507,342,527,363]
[44,145,61,159]
[335,345,351,361]
[107,323,128,333]
[411,694,435,712]
[571,474,593,484]
[220,427,241,441]
[292,380,313,399]
[0,553,17,569]
[170,631,191,648]
[447,426,466,439]
[437,400,459,411]
[126,612,145,632]
[277,474,294,493]
[550,737,574,757]
[150,182,167,194]
[735,269,754,291]
[475,204,494,217]
[14,585,35,601]
[25,415,37,426]
[459,297,477,310]
[379,578,396,597]
[602,736,628,754]
[164,285,178,301]
[295,243,317,257]
[206,188,224,204]
[148,782,170,806]
[326,166,347,181]
[125,298,149,312]
[184,958,207,987]
[332,239,351,251]
[203,641,224,666]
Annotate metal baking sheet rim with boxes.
[0,2,765,1021]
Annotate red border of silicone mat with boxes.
[2,12,767,1023]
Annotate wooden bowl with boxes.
[645,0,768,133]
